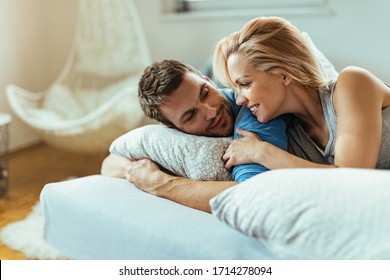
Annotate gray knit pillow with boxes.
[109,124,232,181]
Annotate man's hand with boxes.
[124,158,170,196]
[101,154,236,213]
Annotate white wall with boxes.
[134,0,389,81]
[1,0,389,151]
[0,0,77,151]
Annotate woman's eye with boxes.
[236,81,250,89]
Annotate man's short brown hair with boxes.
[138,59,197,125]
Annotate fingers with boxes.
[224,132,262,170]
[222,149,230,162]
[225,158,234,171]
[236,127,251,137]
[222,148,235,171]
[222,148,232,171]
[124,158,158,182]
[236,128,262,141]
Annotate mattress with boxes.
[40,175,276,260]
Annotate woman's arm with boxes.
[223,67,390,170]
[223,129,334,169]
[333,66,390,168]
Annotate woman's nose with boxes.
[236,92,248,106]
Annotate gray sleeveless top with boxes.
[288,80,390,169]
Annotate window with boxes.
[162,0,332,18]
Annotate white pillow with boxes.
[210,168,390,259]
[109,124,232,181]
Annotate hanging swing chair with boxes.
[6,0,152,154]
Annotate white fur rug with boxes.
[0,202,69,259]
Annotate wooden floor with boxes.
[0,142,107,260]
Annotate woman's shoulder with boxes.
[336,66,375,87]
[335,66,389,94]
[333,66,388,111]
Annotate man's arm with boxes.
[101,155,236,213]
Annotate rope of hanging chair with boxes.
[6,0,152,153]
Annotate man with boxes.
[101,60,288,212]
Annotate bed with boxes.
[40,33,390,260]
[40,175,276,260]
[40,168,390,260]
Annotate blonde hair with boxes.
[213,16,326,90]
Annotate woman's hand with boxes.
[222,128,265,170]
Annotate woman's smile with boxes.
[249,104,259,115]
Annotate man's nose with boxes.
[201,103,217,120]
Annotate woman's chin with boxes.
[256,114,268,124]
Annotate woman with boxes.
[213,16,390,170]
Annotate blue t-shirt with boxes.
[221,89,288,182]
